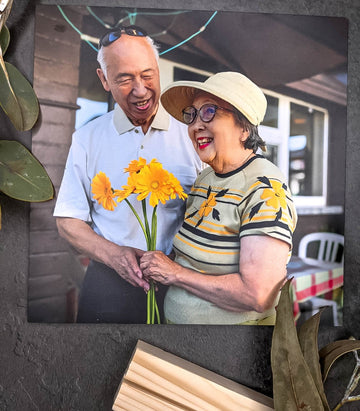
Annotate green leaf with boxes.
[319,339,360,382]
[271,279,325,410]
[0,25,10,56]
[0,60,39,131]
[298,309,330,410]
[0,140,54,202]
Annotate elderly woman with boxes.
[140,72,297,325]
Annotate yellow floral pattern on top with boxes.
[185,186,227,228]
[260,179,287,210]
[167,156,298,324]
[199,192,217,218]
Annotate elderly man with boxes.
[54,26,201,323]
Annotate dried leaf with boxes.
[298,309,330,410]
[271,279,325,410]
[319,339,360,382]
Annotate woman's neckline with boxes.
[214,154,264,178]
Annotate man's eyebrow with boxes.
[115,73,134,80]
[142,68,155,74]
[114,69,155,81]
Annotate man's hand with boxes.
[56,217,149,291]
[109,246,149,291]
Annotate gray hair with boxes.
[97,36,160,78]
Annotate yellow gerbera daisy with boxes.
[114,173,138,203]
[199,192,217,218]
[135,163,172,207]
[124,157,160,175]
[124,157,147,174]
[261,180,287,210]
[168,173,188,201]
[91,171,117,211]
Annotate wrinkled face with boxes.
[187,92,249,173]
[97,36,161,129]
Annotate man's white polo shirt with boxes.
[54,104,201,254]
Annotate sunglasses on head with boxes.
[182,103,236,125]
[98,25,147,49]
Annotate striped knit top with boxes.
[164,155,298,324]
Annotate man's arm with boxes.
[56,217,149,291]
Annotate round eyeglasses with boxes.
[182,103,235,125]
[98,26,147,49]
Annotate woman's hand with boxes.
[140,251,180,285]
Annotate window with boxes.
[289,103,325,199]
[259,91,328,209]
[262,95,279,128]
[164,63,330,210]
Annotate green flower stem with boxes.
[125,198,150,249]
[124,199,160,324]
[151,205,158,251]
[146,287,151,325]
[151,282,155,324]
[152,283,157,324]
[146,282,160,324]
[154,294,160,324]
[142,199,151,248]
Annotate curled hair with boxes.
[235,110,266,152]
[97,36,160,78]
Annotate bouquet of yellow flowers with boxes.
[91,158,187,324]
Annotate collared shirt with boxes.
[54,104,202,254]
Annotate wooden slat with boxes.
[113,340,274,411]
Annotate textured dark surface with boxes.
[0,1,360,410]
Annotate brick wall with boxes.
[28,5,85,322]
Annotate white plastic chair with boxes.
[298,232,344,264]
[297,232,344,326]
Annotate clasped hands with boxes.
[138,250,177,291]
[117,247,178,292]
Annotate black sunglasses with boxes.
[98,26,147,49]
[182,103,236,125]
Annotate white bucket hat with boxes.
[160,71,267,126]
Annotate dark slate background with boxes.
[0,1,359,410]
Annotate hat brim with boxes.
[160,73,267,151]
[160,78,263,126]
[160,81,209,124]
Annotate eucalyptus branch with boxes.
[0,0,13,32]
[333,349,360,411]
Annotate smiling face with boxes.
[97,36,160,133]
[187,92,251,174]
